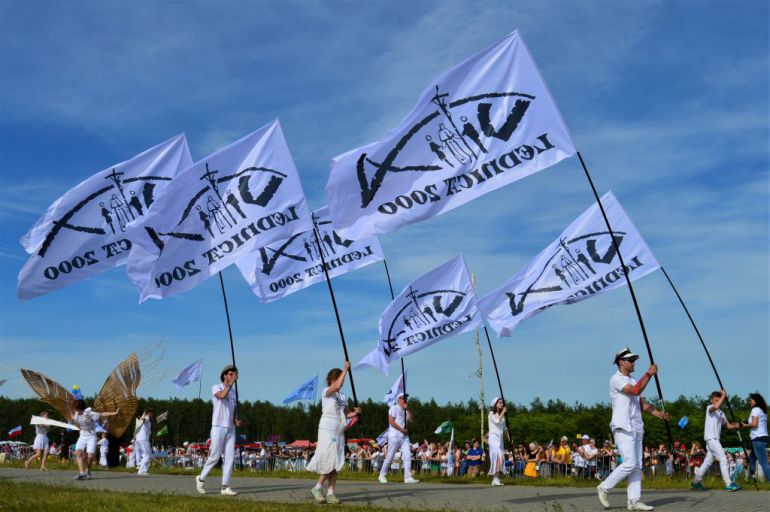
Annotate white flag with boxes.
[384,371,406,406]
[171,359,203,391]
[326,30,575,240]
[17,135,192,301]
[353,345,391,375]
[236,206,384,303]
[359,255,483,369]
[479,192,660,337]
[125,120,312,301]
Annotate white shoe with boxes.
[220,487,238,496]
[195,476,205,494]
[378,475,388,484]
[404,477,420,484]
[492,478,503,486]
[597,485,610,508]
[627,502,654,511]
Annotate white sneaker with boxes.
[597,485,610,508]
[404,477,420,484]
[195,476,205,494]
[220,487,238,496]
[492,478,504,486]
[378,475,388,484]
[627,501,654,511]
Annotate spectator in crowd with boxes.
[554,436,572,477]
[466,438,483,478]
[524,442,540,479]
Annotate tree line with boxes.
[0,394,756,449]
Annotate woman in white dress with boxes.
[98,433,110,468]
[488,397,508,486]
[25,411,50,471]
[306,361,360,504]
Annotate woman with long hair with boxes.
[488,397,507,486]
[306,362,360,504]
[738,393,769,479]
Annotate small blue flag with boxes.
[282,375,318,405]
[677,416,688,429]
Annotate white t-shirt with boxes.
[211,383,236,428]
[319,386,347,431]
[583,444,598,466]
[488,411,505,436]
[749,407,768,440]
[704,404,727,441]
[609,371,643,433]
[135,417,151,441]
[388,404,407,437]
[75,409,101,435]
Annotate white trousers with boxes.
[600,428,643,504]
[200,426,235,486]
[379,435,413,480]
[135,439,151,474]
[695,439,731,485]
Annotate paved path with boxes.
[1,468,767,511]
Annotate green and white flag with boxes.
[155,425,168,437]
[434,420,453,435]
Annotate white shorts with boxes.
[76,433,98,454]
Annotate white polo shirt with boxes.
[703,405,727,441]
[211,383,236,428]
[388,403,407,437]
[609,371,643,433]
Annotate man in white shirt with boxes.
[575,435,596,479]
[378,393,419,484]
[691,390,741,491]
[195,364,241,496]
[597,347,668,511]
[134,408,153,475]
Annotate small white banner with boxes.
[326,30,576,241]
[479,192,660,337]
[236,206,384,303]
[125,119,312,301]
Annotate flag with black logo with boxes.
[236,206,384,303]
[17,135,192,301]
[359,255,483,370]
[125,120,312,301]
[479,192,660,337]
[384,371,406,406]
[326,30,576,240]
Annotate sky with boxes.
[0,0,767,412]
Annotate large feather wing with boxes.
[20,368,77,422]
[93,353,141,437]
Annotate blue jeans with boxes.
[749,436,770,479]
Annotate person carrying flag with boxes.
[134,408,153,476]
[596,348,668,511]
[488,397,507,486]
[691,390,742,492]
[307,362,360,504]
[378,393,419,484]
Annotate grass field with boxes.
[0,480,435,512]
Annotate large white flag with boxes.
[125,120,312,301]
[236,206,384,303]
[384,371,407,406]
[479,192,660,337]
[326,30,576,240]
[356,255,483,372]
[17,135,192,301]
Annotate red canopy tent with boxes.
[285,440,316,449]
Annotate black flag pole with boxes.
[311,224,359,407]
[217,271,244,470]
[660,266,759,488]
[576,151,674,451]
[382,259,407,396]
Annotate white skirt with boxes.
[306,425,345,475]
[489,432,504,474]
[33,434,49,451]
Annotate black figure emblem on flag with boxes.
[356,86,540,207]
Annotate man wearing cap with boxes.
[378,393,419,484]
[597,348,668,511]
[575,435,597,479]
[195,365,241,496]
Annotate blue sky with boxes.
[0,1,767,411]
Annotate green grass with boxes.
[3,460,768,491]
[0,480,439,512]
